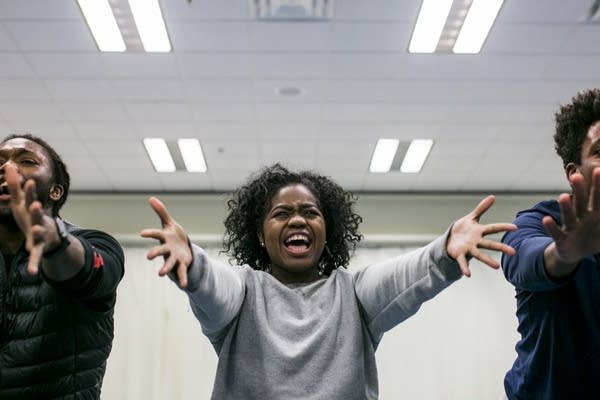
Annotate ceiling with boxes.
[0,0,598,194]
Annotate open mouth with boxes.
[283,233,312,254]
[0,184,9,200]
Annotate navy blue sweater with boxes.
[501,200,600,400]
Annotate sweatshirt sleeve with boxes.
[353,230,462,344]
[501,210,574,291]
[183,244,246,340]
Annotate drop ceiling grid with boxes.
[0,1,596,193]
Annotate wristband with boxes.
[43,217,70,258]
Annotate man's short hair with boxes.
[554,89,600,167]
[1,133,70,215]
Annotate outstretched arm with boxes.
[542,168,600,279]
[140,197,245,339]
[446,195,517,277]
[140,196,193,288]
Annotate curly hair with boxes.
[223,163,363,275]
[1,133,70,216]
[554,88,600,167]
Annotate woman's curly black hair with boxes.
[223,163,363,275]
[554,88,600,167]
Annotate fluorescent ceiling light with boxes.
[400,139,433,173]
[178,139,207,173]
[408,0,454,53]
[370,139,400,173]
[77,0,126,52]
[143,138,176,172]
[453,0,504,54]
[128,0,171,52]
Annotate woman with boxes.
[141,164,515,400]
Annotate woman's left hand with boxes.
[446,195,517,277]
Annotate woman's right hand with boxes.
[140,196,193,288]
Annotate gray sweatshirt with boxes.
[183,232,462,400]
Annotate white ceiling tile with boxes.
[93,156,152,170]
[193,123,257,140]
[334,0,418,22]
[73,122,137,140]
[256,103,321,122]
[5,21,95,51]
[331,22,411,52]
[320,123,425,140]
[133,122,197,139]
[113,79,185,101]
[250,22,330,52]
[0,23,17,50]
[84,139,147,156]
[41,138,89,156]
[184,79,254,102]
[326,80,593,105]
[177,53,252,78]
[102,53,178,78]
[192,104,255,122]
[485,24,573,54]
[543,55,600,79]
[0,53,35,77]
[328,53,405,79]
[497,0,590,23]
[6,122,78,140]
[202,139,259,159]
[260,140,317,166]
[255,79,324,103]
[560,25,600,54]
[0,79,49,100]
[0,1,595,194]
[259,123,321,140]
[497,125,555,142]
[420,155,479,174]
[326,80,396,103]
[362,172,419,191]
[171,22,249,51]
[316,155,371,172]
[261,140,316,155]
[27,53,107,78]
[0,0,82,19]
[126,103,192,121]
[254,53,328,79]
[1,103,63,121]
[45,80,116,101]
[162,0,248,20]
[60,103,128,122]
[318,139,374,158]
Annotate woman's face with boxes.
[259,184,326,283]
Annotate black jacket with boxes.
[0,221,125,399]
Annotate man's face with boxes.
[0,138,57,220]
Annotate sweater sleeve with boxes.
[183,244,246,340]
[353,230,462,344]
[501,210,574,291]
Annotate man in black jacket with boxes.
[0,134,125,399]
